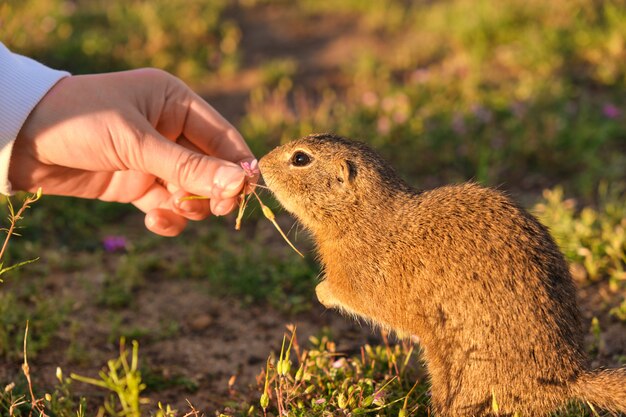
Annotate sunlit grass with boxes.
[534,184,626,290]
[0,0,238,81]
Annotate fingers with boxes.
[136,124,247,199]
[156,76,255,164]
[171,190,238,218]
[132,183,212,236]
[98,170,155,203]
[131,182,186,236]
[131,180,239,236]
[145,208,188,237]
[169,185,238,218]
[177,135,258,195]
[171,191,211,221]
[210,196,238,216]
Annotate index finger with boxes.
[157,79,255,164]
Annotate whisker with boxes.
[287,220,298,236]
[249,183,271,190]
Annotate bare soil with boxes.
[17,249,379,411]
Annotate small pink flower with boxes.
[602,103,621,119]
[240,159,259,177]
[410,68,430,84]
[373,389,386,406]
[332,358,346,368]
[392,110,408,124]
[314,398,326,404]
[382,97,396,113]
[362,91,378,107]
[377,116,391,135]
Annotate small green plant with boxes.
[2,327,198,417]
[68,338,203,417]
[610,298,626,322]
[70,338,147,417]
[221,326,430,416]
[0,188,42,281]
[0,322,87,417]
[534,185,626,290]
[0,292,68,359]
[588,317,603,358]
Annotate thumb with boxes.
[135,126,246,199]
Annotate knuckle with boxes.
[212,126,246,156]
[138,67,171,81]
[174,152,205,189]
[212,128,231,144]
[135,68,185,92]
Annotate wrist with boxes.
[0,43,69,194]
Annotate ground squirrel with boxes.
[258,133,626,417]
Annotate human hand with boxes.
[9,69,257,236]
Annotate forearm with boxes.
[0,42,69,194]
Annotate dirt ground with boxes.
[1,2,625,415]
[19,240,382,411]
[12,224,624,412]
[204,3,388,120]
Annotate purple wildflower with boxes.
[471,104,493,123]
[373,389,386,406]
[510,101,527,118]
[602,103,620,119]
[240,159,259,177]
[452,112,466,135]
[102,236,128,253]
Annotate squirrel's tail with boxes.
[572,368,626,413]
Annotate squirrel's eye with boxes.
[291,151,312,167]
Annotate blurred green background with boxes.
[2,0,625,194]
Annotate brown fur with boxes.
[259,133,626,416]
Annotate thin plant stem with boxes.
[251,189,304,257]
[22,320,49,417]
[0,188,42,262]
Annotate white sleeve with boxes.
[0,42,70,195]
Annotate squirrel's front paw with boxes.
[315,281,339,308]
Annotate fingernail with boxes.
[213,165,245,198]
[213,199,235,216]
[177,198,200,214]
[147,215,171,231]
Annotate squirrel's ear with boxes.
[337,159,357,184]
